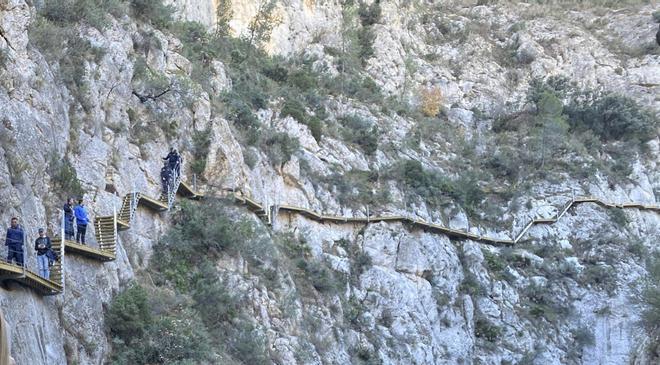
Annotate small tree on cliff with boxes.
[244,0,282,54]
[215,0,233,37]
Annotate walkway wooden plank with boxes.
[138,194,169,211]
[117,219,130,231]
[252,193,658,246]
[59,239,116,262]
[0,262,62,295]
[178,181,203,199]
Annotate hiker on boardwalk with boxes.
[163,148,181,176]
[160,166,171,195]
[34,228,51,279]
[74,199,89,244]
[4,217,24,266]
[63,198,75,240]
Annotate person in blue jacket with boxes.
[5,217,24,266]
[74,199,89,244]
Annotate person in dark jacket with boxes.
[163,148,176,167]
[74,199,89,244]
[34,228,51,279]
[163,148,181,176]
[63,198,75,240]
[5,217,24,266]
[161,166,171,195]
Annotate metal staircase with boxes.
[159,168,181,210]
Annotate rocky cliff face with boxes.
[0,0,658,364]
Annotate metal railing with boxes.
[3,222,64,286]
[128,181,140,222]
[166,166,181,210]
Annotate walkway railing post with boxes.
[113,192,118,253]
[22,229,26,276]
[61,209,65,293]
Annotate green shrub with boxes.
[192,265,243,328]
[387,160,452,206]
[108,290,213,365]
[281,98,307,123]
[482,145,523,180]
[571,326,595,347]
[129,0,174,28]
[38,0,125,30]
[526,75,572,106]
[297,259,339,293]
[260,130,300,166]
[567,94,658,142]
[358,1,381,26]
[339,114,379,155]
[191,129,212,175]
[288,69,316,91]
[353,251,373,277]
[225,321,270,365]
[48,155,84,198]
[523,282,572,322]
[106,284,151,343]
[627,239,647,258]
[226,96,260,130]
[460,272,486,296]
[151,200,260,292]
[351,345,379,365]
[474,318,502,342]
[387,160,484,213]
[483,250,506,278]
[280,98,323,142]
[320,169,389,208]
[29,15,106,110]
[608,209,629,227]
[579,264,617,295]
[113,200,276,364]
[357,27,376,64]
[344,295,367,328]
[261,62,289,82]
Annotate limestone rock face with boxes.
[0,1,658,365]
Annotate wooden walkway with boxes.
[6,173,654,297]
[230,190,659,246]
[63,179,204,262]
[0,178,204,296]
[0,238,64,296]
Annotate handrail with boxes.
[226,187,659,246]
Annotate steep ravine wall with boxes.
[0,0,658,364]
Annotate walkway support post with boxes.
[113,193,118,252]
[61,209,66,294]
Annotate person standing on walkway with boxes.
[34,228,51,279]
[4,217,24,267]
[163,148,181,176]
[160,166,171,195]
[74,199,89,245]
[63,198,75,240]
